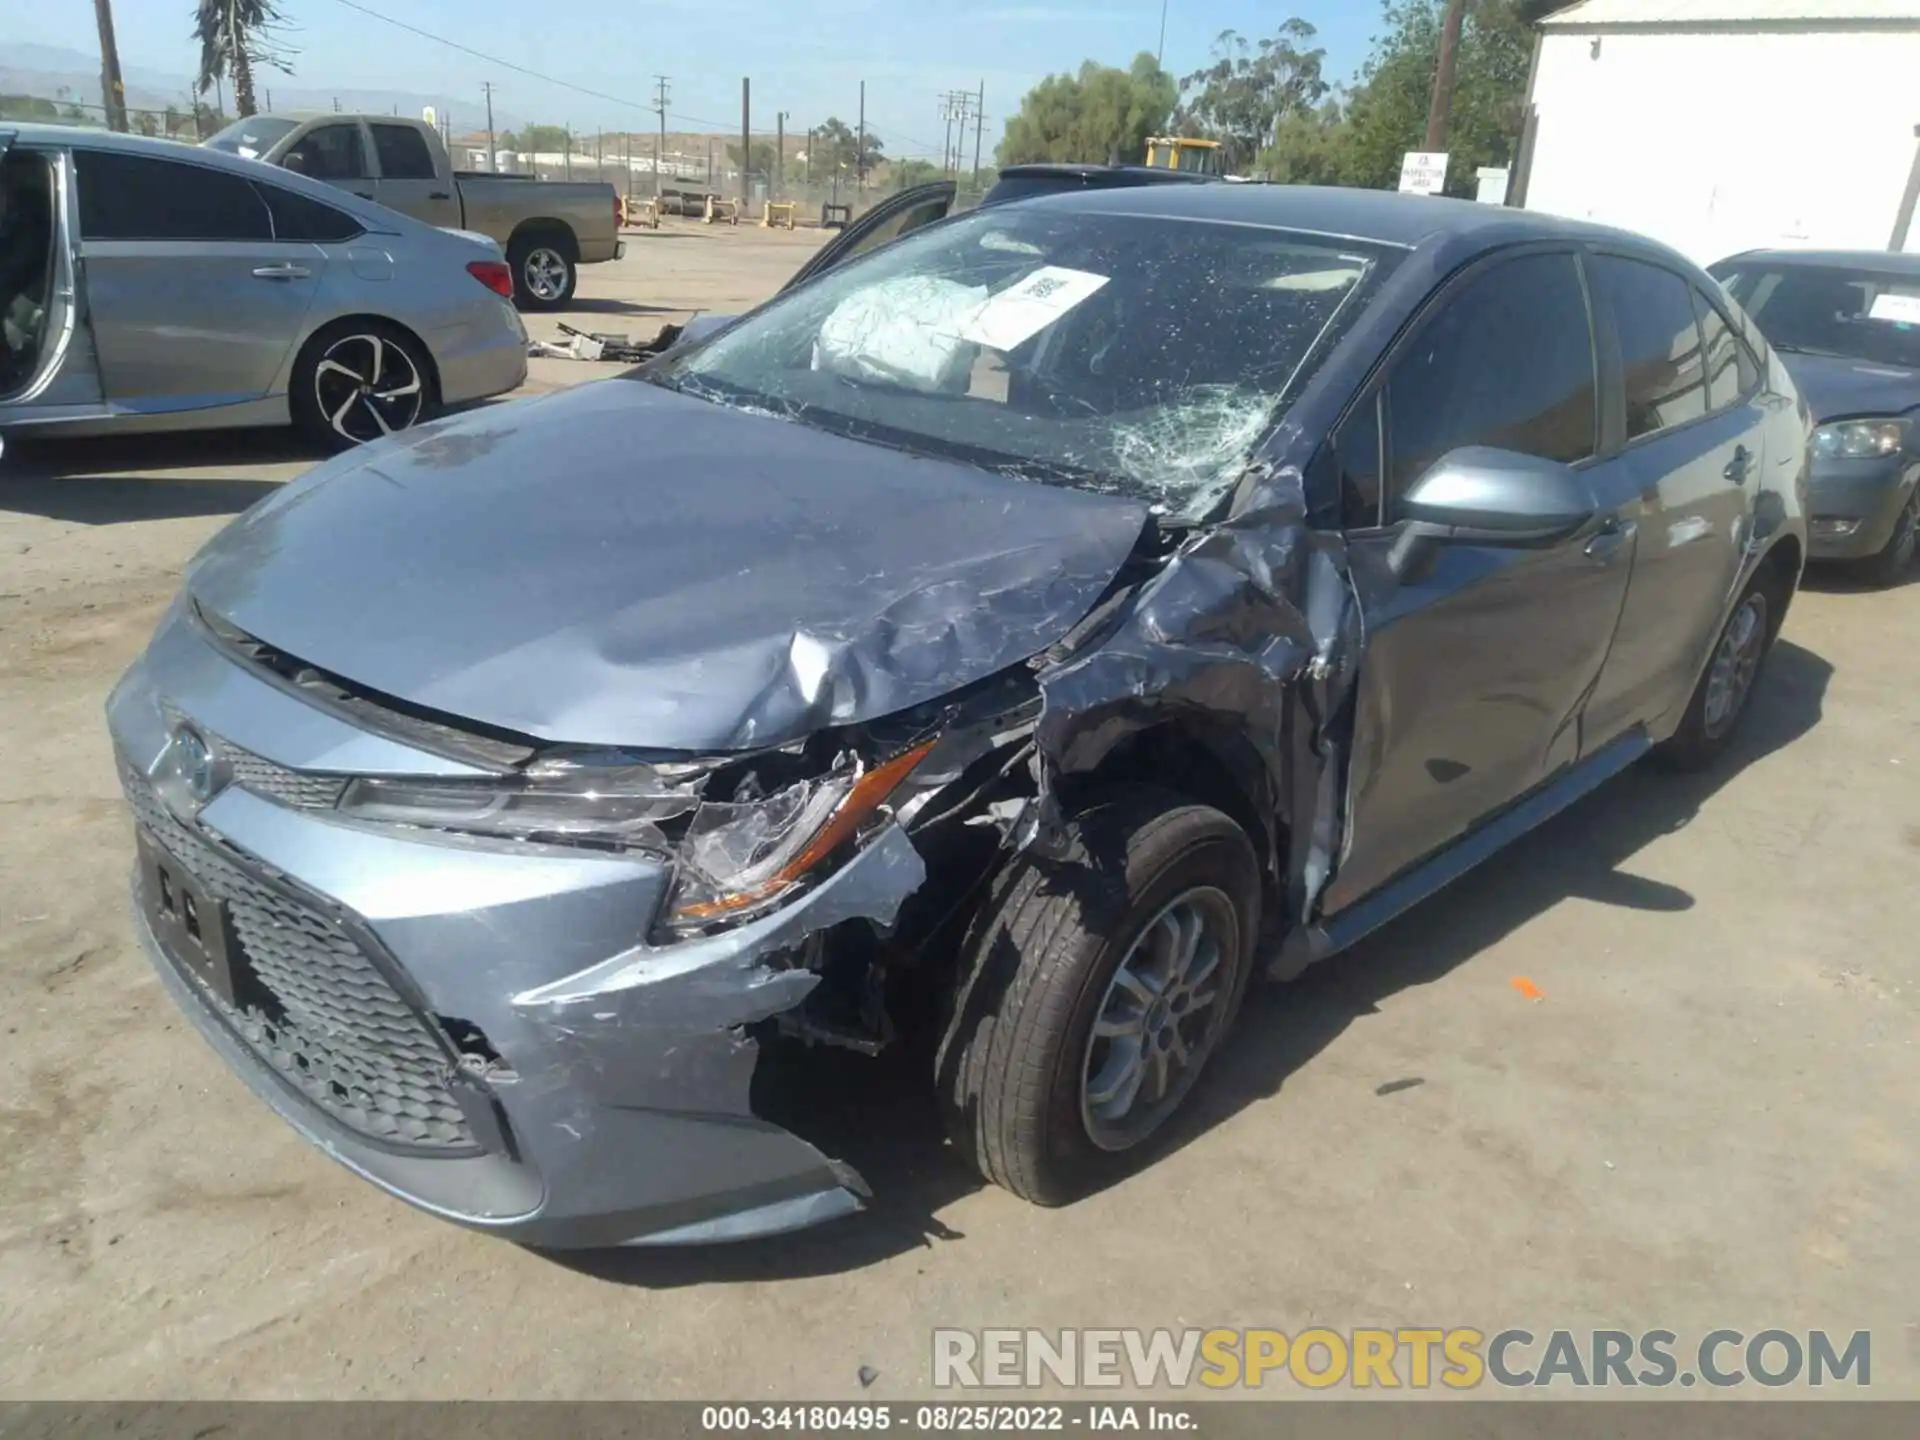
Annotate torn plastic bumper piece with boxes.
[122,728,926,1247]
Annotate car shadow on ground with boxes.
[558,298,682,318]
[552,638,1832,1288]
[1,431,308,524]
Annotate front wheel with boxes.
[937,786,1260,1206]
[289,320,437,452]
[1655,575,1777,771]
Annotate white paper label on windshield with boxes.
[1867,291,1920,324]
[959,266,1110,351]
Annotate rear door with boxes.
[72,148,323,411]
[780,181,956,293]
[1322,248,1638,914]
[367,121,461,230]
[1579,253,1763,742]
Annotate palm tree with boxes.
[193,0,292,118]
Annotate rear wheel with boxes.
[937,786,1260,1205]
[1859,487,1917,589]
[508,229,577,310]
[289,320,437,452]
[1654,573,1778,771]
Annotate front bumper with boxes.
[106,603,926,1247]
[1806,452,1917,559]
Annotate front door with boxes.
[1579,253,1760,743]
[1,140,104,422]
[1322,249,1636,914]
[780,181,956,294]
[367,121,461,230]
[72,148,322,411]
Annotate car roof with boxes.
[1027,182,1690,263]
[995,163,1218,185]
[3,121,410,232]
[1713,248,1920,275]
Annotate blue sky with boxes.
[17,0,1386,158]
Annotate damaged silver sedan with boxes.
[107,186,1809,1246]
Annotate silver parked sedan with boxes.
[0,124,527,450]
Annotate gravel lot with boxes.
[2,223,1915,1400]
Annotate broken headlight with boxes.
[662,740,933,930]
[337,759,702,848]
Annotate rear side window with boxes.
[257,182,364,243]
[370,123,437,180]
[1592,255,1708,438]
[1384,251,1598,506]
[76,150,270,241]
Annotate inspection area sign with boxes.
[1399,151,1450,195]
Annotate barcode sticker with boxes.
[959,266,1110,351]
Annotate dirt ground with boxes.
[1,224,1916,1401]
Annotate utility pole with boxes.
[1424,0,1469,153]
[653,76,670,199]
[564,123,572,179]
[775,111,787,200]
[93,0,128,131]
[973,80,985,188]
[1155,0,1170,70]
[805,128,813,188]
[597,127,604,184]
[740,77,751,206]
[941,95,955,178]
[857,81,866,195]
[624,131,632,199]
[483,81,496,172]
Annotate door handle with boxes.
[1584,517,1636,563]
[1724,444,1753,483]
[429,190,452,200]
[250,263,312,280]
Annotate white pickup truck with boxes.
[205,114,623,309]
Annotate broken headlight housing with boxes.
[1813,418,1907,459]
[337,740,934,932]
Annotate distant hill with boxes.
[0,41,531,132]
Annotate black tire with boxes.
[1858,487,1917,589]
[936,785,1260,1206]
[508,228,578,311]
[1654,570,1780,771]
[288,318,438,453]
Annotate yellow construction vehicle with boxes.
[1144,136,1225,176]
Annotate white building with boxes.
[1515,0,1920,263]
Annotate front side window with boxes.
[1384,251,1598,508]
[286,124,369,182]
[1714,262,1920,370]
[655,206,1394,521]
[370,123,436,180]
[1592,254,1708,440]
[75,151,271,242]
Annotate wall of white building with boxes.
[1524,24,1920,263]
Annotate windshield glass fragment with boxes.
[654,208,1386,520]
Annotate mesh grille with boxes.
[123,766,477,1153]
[222,746,348,811]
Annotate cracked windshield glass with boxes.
[652,207,1387,520]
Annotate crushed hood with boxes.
[189,379,1150,753]
[1777,350,1920,424]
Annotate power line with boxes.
[323,0,733,129]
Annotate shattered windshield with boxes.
[652,207,1390,520]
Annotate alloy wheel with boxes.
[1080,886,1238,1152]
[1702,591,1769,738]
[312,332,425,444]
[522,247,570,302]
